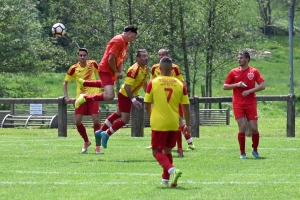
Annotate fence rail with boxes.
[0,94,296,137]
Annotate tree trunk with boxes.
[179,0,190,96]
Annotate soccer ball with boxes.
[51,23,66,37]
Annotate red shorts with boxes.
[151,130,177,150]
[179,104,183,117]
[118,92,132,113]
[233,104,258,120]
[99,72,116,87]
[75,101,99,115]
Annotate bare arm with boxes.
[145,102,152,116]
[143,81,147,93]
[223,81,247,90]
[242,82,265,97]
[182,104,191,126]
[108,54,118,76]
[63,81,73,103]
[124,84,134,100]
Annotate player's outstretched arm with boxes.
[63,81,73,103]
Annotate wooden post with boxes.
[131,98,144,137]
[58,96,67,137]
[190,97,200,138]
[286,94,295,137]
[226,108,230,125]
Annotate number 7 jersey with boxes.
[144,76,190,131]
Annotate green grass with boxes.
[1,117,300,200]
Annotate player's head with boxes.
[123,25,138,42]
[136,49,148,66]
[238,51,250,66]
[159,56,173,76]
[77,48,88,63]
[158,49,169,62]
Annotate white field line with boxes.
[0,180,299,185]
[2,170,300,177]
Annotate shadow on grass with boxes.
[158,186,201,190]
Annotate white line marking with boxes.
[0,180,298,185]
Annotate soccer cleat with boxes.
[252,151,260,158]
[101,131,110,149]
[186,144,196,151]
[82,141,91,153]
[170,169,182,187]
[94,130,102,147]
[240,154,247,159]
[75,94,86,109]
[95,146,103,154]
[177,149,184,157]
[161,181,169,188]
[146,145,152,149]
[78,78,85,91]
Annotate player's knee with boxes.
[105,92,115,100]
[75,120,82,126]
[122,116,130,124]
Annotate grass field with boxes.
[1,117,299,200]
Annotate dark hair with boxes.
[124,25,138,34]
[78,48,88,54]
[136,49,147,57]
[239,51,250,62]
[160,56,172,64]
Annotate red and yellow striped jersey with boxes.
[150,63,184,81]
[144,76,189,131]
[119,63,148,97]
[64,60,100,98]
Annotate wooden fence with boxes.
[0,94,296,137]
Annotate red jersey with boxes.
[99,34,128,76]
[224,66,264,106]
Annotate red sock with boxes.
[154,152,173,173]
[238,132,246,154]
[94,124,101,146]
[101,112,121,131]
[162,154,173,180]
[83,80,102,88]
[85,94,104,102]
[252,132,260,151]
[176,129,182,149]
[76,123,89,142]
[107,119,126,136]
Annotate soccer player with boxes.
[74,25,138,108]
[144,56,191,187]
[96,49,148,149]
[147,49,195,157]
[63,48,102,154]
[223,51,265,159]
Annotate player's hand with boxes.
[65,96,73,104]
[133,100,143,109]
[114,71,119,78]
[242,90,251,97]
[183,125,191,135]
[238,81,247,88]
[117,73,123,79]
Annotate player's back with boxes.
[149,76,185,131]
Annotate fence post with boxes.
[286,94,295,137]
[190,97,200,138]
[226,108,230,125]
[131,97,144,137]
[58,96,67,137]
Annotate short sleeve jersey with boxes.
[144,76,190,131]
[150,63,184,81]
[64,60,100,98]
[224,66,264,106]
[99,34,128,76]
[119,63,148,97]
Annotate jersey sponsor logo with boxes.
[247,72,254,80]
[234,75,240,78]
